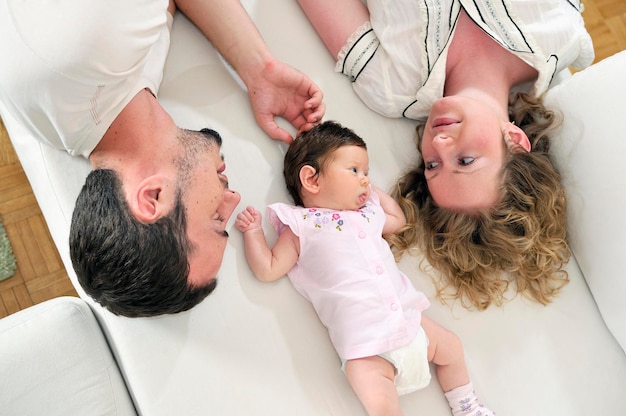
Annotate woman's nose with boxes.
[433,134,453,147]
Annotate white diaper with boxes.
[379,327,431,395]
[342,327,431,396]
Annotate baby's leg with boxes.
[421,315,469,391]
[422,316,495,416]
[344,356,402,416]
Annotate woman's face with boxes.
[420,96,510,211]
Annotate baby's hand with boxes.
[235,206,263,233]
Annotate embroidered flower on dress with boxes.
[301,204,374,232]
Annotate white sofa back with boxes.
[546,51,626,353]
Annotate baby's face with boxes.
[315,145,370,211]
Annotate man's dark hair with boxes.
[70,168,215,317]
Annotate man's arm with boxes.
[173,0,325,143]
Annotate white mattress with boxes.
[3,1,626,414]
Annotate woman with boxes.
[297,0,594,309]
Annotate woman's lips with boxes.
[432,117,459,128]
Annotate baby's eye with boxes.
[458,157,475,166]
[350,167,358,173]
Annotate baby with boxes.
[236,121,494,416]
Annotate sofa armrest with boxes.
[0,297,136,415]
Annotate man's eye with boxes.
[459,157,475,166]
[213,213,225,223]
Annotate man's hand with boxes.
[247,59,325,144]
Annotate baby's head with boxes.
[284,121,367,207]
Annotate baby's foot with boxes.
[444,383,495,416]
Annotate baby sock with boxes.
[444,382,495,416]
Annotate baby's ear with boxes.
[504,122,531,152]
[299,165,320,194]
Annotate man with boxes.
[0,0,325,316]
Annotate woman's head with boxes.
[284,121,369,209]
[419,95,532,212]
[389,93,570,309]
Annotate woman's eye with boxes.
[425,161,439,170]
[458,157,475,166]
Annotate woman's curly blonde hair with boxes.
[388,93,570,310]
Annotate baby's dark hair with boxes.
[284,121,367,206]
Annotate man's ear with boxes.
[299,165,320,194]
[129,175,172,224]
[504,122,531,152]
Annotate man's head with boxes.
[70,128,240,317]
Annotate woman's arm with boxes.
[297,0,370,59]
[235,206,300,282]
[371,185,406,236]
[173,0,325,143]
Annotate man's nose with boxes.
[225,189,241,208]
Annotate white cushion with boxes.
[0,297,136,416]
[545,51,626,353]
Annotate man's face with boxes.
[176,129,241,287]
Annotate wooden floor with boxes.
[0,118,78,319]
[0,0,625,318]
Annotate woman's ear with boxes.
[129,175,172,223]
[504,122,531,152]
[299,165,320,194]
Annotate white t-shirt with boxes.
[0,0,172,158]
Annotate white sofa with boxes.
[1,1,625,415]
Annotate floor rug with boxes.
[0,220,16,282]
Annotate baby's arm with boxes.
[235,206,300,282]
[371,185,406,236]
